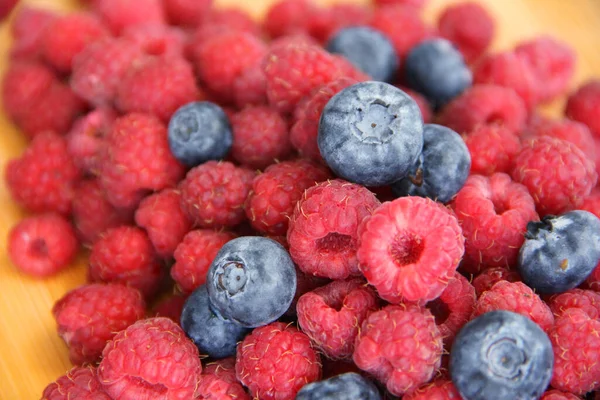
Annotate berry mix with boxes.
[3,0,600,399]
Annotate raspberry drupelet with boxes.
[197,358,250,400]
[92,0,166,35]
[565,80,600,137]
[548,289,600,319]
[41,366,110,400]
[464,124,521,176]
[402,379,462,400]
[526,117,596,163]
[472,266,521,297]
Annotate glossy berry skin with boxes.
[296,372,381,400]
[450,310,554,400]
[326,26,399,82]
[405,38,472,109]
[392,124,470,203]
[318,81,424,187]
[206,236,296,327]
[518,210,600,294]
[180,285,250,359]
[168,101,232,167]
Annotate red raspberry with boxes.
[9,6,57,61]
[307,4,372,43]
[526,118,596,163]
[565,80,600,138]
[179,161,255,229]
[233,64,268,108]
[370,4,430,58]
[171,229,236,293]
[472,280,554,332]
[201,7,260,36]
[270,33,320,52]
[99,113,185,209]
[92,0,165,34]
[581,188,600,219]
[426,272,476,346]
[98,317,202,399]
[297,278,378,359]
[464,124,522,176]
[290,77,360,161]
[41,366,110,400]
[353,304,443,396]
[117,56,201,122]
[193,31,267,104]
[548,289,600,320]
[549,308,600,395]
[402,379,461,400]
[540,390,580,400]
[438,2,494,64]
[398,86,433,124]
[439,84,528,135]
[587,262,600,292]
[163,0,212,27]
[151,293,187,325]
[230,106,291,169]
[285,266,329,317]
[288,179,381,280]
[52,283,146,365]
[357,196,464,303]
[472,266,521,297]
[42,13,110,73]
[263,0,316,38]
[8,213,78,278]
[197,358,250,400]
[235,322,321,400]
[374,0,428,8]
[121,23,187,58]
[6,131,80,215]
[246,159,330,235]
[72,179,133,246]
[89,226,164,298]
[511,136,597,216]
[134,189,192,258]
[452,173,538,271]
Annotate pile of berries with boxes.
[4,0,600,399]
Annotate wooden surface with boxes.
[1,0,600,398]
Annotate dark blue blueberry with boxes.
[206,236,296,328]
[167,101,232,167]
[450,310,554,400]
[318,81,424,187]
[518,210,600,294]
[391,123,470,203]
[296,372,381,400]
[326,26,399,83]
[180,284,250,359]
[404,38,472,109]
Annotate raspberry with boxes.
[98,317,202,399]
[511,136,597,216]
[235,322,321,400]
[426,272,476,346]
[52,283,145,365]
[464,124,522,176]
[92,0,165,34]
[8,213,78,278]
[152,293,187,325]
[452,173,538,271]
[548,289,600,319]
[565,80,600,137]
[6,131,80,215]
[472,266,521,296]
[233,63,268,108]
[197,358,250,400]
[374,0,428,7]
[270,33,320,52]
[121,23,187,58]
[163,0,212,27]
[297,278,378,359]
[540,390,580,400]
[288,179,381,280]
[402,379,461,400]
[116,56,201,122]
[439,84,528,135]
[42,13,110,73]
[398,86,433,123]
[353,304,443,396]
[134,189,192,258]
[286,267,329,317]
[581,188,600,219]
[527,118,596,163]
[263,0,316,38]
[170,229,236,293]
[246,159,330,235]
[438,2,495,64]
[201,7,260,36]
[179,161,255,229]
[72,179,133,246]
[357,196,464,303]
[89,226,164,298]
[549,308,600,395]
[99,113,185,209]
[472,280,554,332]
[230,106,291,169]
[307,4,372,43]
[41,366,110,400]
[290,77,360,161]
[193,31,267,104]
[10,6,57,61]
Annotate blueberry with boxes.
[391,123,470,203]
[404,38,472,109]
[326,26,399,83]
[180,284,250,359]
[206,236,296,328]
[450,310,554,400]
[168,101,233,167]
[296,372,381,400]
[518,210,600,294]
[318,81,424,187]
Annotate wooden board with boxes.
[1,0,600,398]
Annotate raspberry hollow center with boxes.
[316,232,354,254]
[389,231,424,266]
